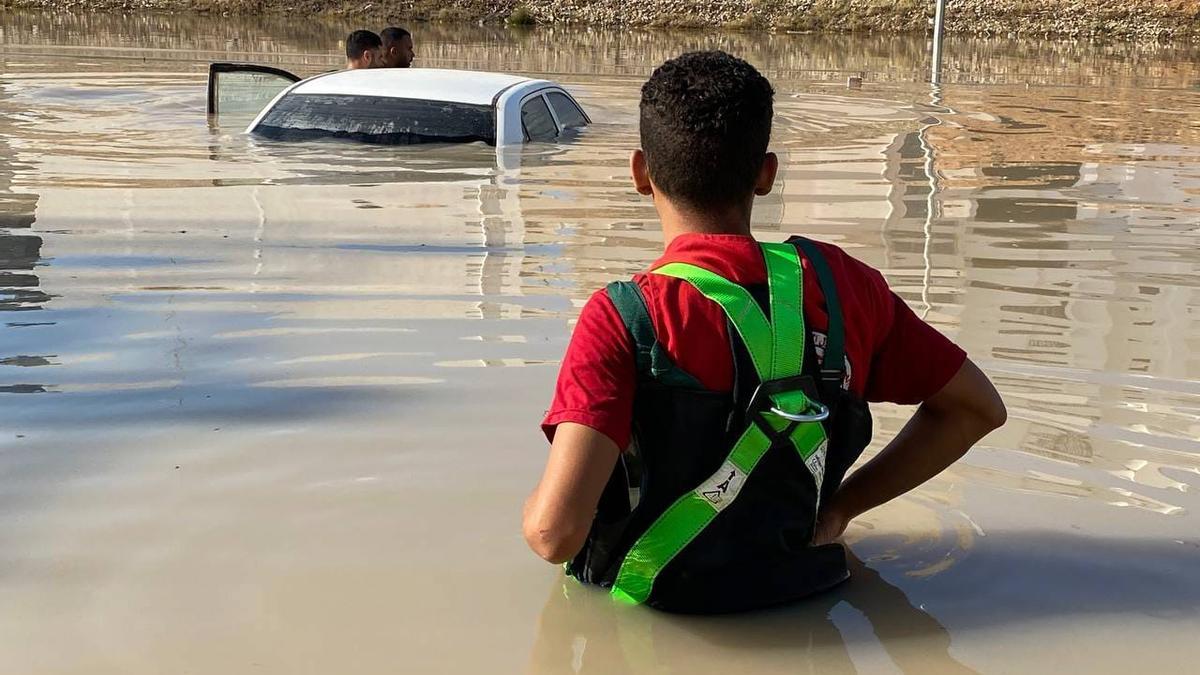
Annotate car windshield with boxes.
[252,94,496,145]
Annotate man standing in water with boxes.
[380,26,415,68]
[344,29,382,70]
[523,51,1006,612]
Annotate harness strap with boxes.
[653,242,805,382]
[605,281,702,389]
[606,281,656,378]
[653,262,774,378]
[611,242,829,605]
[791,237,845,387]
[611,418,825,604]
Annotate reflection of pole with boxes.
[251,185,265,280]
[917,84,945,319]
[931,0,947,84]
[477,172,522,320]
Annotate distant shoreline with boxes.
[4,0,1199,43]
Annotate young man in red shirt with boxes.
[523,51,1006,612]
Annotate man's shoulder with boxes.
[793,237,888,289]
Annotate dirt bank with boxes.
[4,0,1199,41]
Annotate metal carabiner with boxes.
[768,401,830,423]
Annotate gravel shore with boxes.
[4,0,1198,41]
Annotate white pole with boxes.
[931,0,947,84]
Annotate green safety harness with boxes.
[610,242,831,605]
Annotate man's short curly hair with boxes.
[639,51,775,209]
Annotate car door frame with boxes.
[518,89,561,143]
[540,88,592,131]
[517,87,593,142]
[207,63,302,115]
[496,81,591,146]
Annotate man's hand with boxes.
[523,423,621,564]
[812,501,851,546]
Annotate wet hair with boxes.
[381,26,411,45]
[639,50,775,209]
[346,30,382,60]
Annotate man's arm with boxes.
[813,358,1006,544]
[523,423,621,563]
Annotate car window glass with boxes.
[521,96,558,142]
[213,71,295,118]
[254,94,496,145]
[546,92,587,128]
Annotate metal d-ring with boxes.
[768,401,830,423]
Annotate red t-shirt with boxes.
[542,234,966,449]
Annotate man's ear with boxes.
[753,152,779,196]
[630,149,653,196]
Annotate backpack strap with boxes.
[790,237,845,390]
[605,281,702,389]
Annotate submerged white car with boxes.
[207,63,590,146]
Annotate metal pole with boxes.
[931,0,947,84]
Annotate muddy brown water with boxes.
[2,11,1199,674]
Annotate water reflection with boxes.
[529,551,976,675]
[0,217,44,312]
[862,81,1200,512]
[0,76,52,395]
[530,524,1200,673]
[0,89,44,314]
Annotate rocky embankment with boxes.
[5,0,1199,41]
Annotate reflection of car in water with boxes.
[207,64,590,147]
[196,65,603,317]
[31,143,534,321]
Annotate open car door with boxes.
[207,63,302,121]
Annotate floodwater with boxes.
[2,11,1200,674]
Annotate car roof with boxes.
[289,68,542,106]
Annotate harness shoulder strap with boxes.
[605,281,656,377]
[790,237,845,388]
[604,280,702,389]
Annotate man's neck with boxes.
[656,197,754,249]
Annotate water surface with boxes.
[2,12,1199,674]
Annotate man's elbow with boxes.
[943,360,1008,435]
[962,388,1007,438]
[984,397,1008,432]
[523,518,584,564]
[975,378,1008,432]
